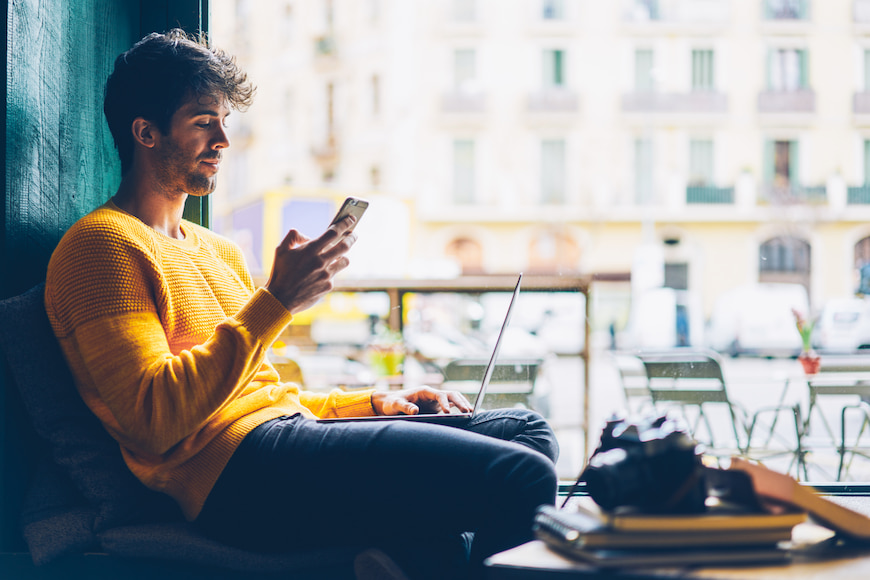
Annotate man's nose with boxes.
[213,124,230,149]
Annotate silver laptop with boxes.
[317,273,523,425]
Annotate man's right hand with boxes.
[264,215,357,314]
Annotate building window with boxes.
[691,49,715,92]
[542,0,565,20]
[541,139,566,204]
[543,49,565,88]
[664,262,689,291]
[689,139,714,186]
[452,0,476,22]
[768,48,808,91]
[453,139,475,204]
[371,74,380,116]
[763,0,808,20]
[864,49,870,92]
[759,236,811,291]
[763,139,798,189]
[634,49,655,92]
[864,140,870,185]
[454,49,476,90]
[634,137,654,203]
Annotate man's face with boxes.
[152,95,231,197]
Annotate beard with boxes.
[154,136,218,197]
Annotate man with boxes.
[45,30,558,579]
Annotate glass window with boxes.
[691,49,715,92]
[453,139,476,204]
[635,49,654,92]
[689,139,714,186]
[542,0,565,20]
[634,138,654,203]
[454,49,476,90]
[865,139,870,185]
[768,48,808,91]
[543,49,565,88]
[541,139,566,204]
[453,0,476,22]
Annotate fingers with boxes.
[445,390,473,413]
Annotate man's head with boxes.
[104,29,255,175]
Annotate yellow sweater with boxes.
[45,201,376,520]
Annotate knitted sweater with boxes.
[45,201,376,520]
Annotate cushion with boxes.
[0,284,180,547]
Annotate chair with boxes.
[637,349,802,471]
[609,352,652,414]
[803,356,870,481]
[441,357,546,415]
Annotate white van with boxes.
[813,297,870,353]
[707,283,810,357]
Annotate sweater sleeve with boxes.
[46,220,293,456]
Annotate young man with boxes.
[45,30,558,579]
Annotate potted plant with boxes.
[792,308,820,374]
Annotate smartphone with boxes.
[330,197,369,232]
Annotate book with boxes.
[728,457,870,542]
[598,505,807,533]
[540,543,792,569]
[534,504,799,550]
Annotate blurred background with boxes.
[207,0,870,483]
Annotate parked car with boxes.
[707,283,809,357]
[813,297,870,353]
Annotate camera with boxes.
[579,414,706,513]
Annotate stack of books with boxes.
[535,458,870,568]
[534,503,805,567]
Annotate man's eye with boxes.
[196,122,211,128]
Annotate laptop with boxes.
[317,273,523,425]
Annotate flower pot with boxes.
[798,353,820,375]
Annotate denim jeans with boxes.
[196,408,559,578]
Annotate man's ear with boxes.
[131,117,158,149]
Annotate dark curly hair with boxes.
[104,29,256,174]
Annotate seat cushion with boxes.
[0,284,181,560]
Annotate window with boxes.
[371,74,380,116]
[542,0,565,20]
[665,262,689,291]
[689,139,714,186]
[453,139,475,204]
[635,49,654,92]
[541,139,566,204]
[759,236,811,292]
[634,138,654,203]
[865,140,870,185]
[691,49,715,92]
[454,49,476,90]
[764,0,808,20]
[452,0,476,22]
[763,139,799,189]
[865,49,870,92]
[768,48,808,91]
[543,49,565,88]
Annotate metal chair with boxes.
[637,349,802,471]
[441,357,546,414]
[803,357,870,481]
[610,352,652,414]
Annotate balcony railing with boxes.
[441,91,486,114]
[857,0,870,23]
[686,185,735,204]
[848,185,870,204]
[763,0,809,20]
[757,90,815,114]
[622,92,727,113]
[622,0,730,24]
[761,184,827,204]
[527,89,579,113]
[855,92,870,114]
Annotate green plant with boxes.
[791,308,815,354]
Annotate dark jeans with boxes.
[196,408,559,578]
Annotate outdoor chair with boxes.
[441,357,546,415]
[609,352,652,414]
[637,349,802,472]
[803,356,870,481]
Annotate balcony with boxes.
[621,91,727,114]
[848,185,870,204]
[686,185,735,204]
[757,90,815,114]
[760,184,827,205]
[763,0,809,20]
[526,89,579,114]
[441,91,486,114]
[621,0,730,29]
[310,134,340,174]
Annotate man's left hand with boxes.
[371,386,473,416]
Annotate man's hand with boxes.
[265,216,357,314]
[371,386,473,416]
